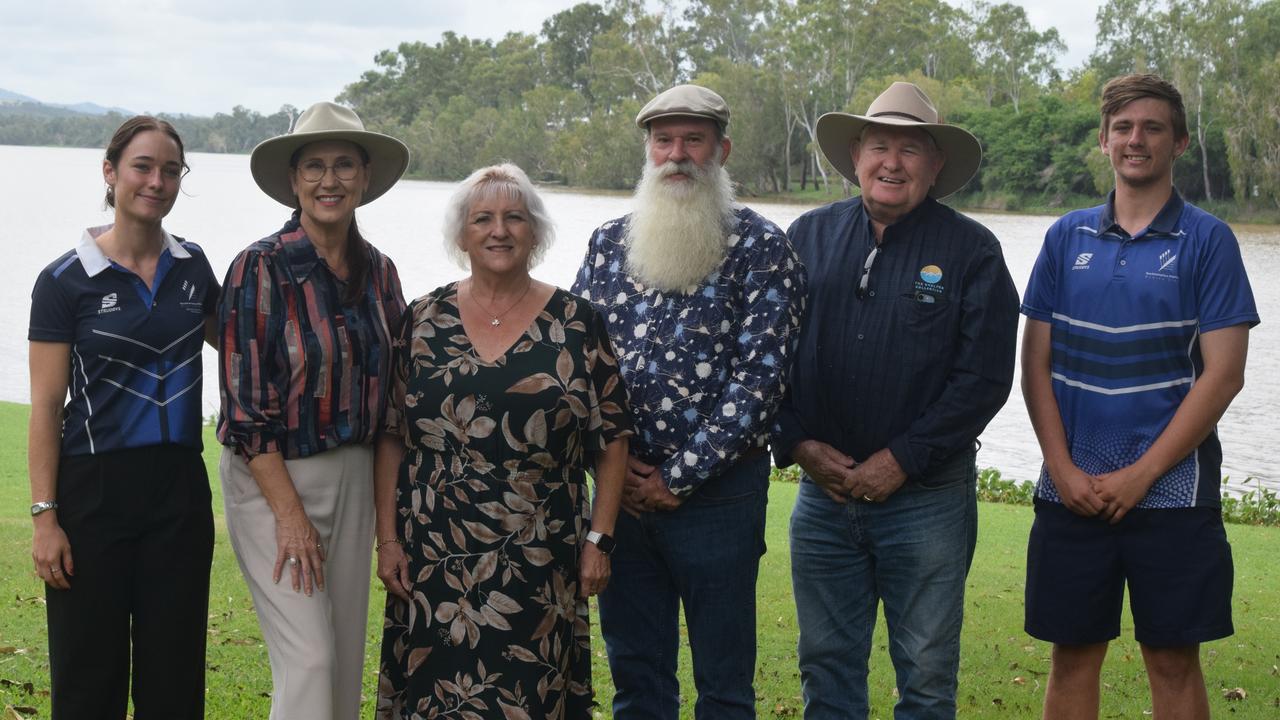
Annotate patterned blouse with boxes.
[571,206,807,496]
[217,212,407,459]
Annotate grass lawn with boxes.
[1,400,1276,718]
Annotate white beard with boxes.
[623,155,737,292]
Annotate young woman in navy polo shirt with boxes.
[27,116,218,719]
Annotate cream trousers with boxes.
[221,444,374,720]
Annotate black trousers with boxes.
[47,445,214,720]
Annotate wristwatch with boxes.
[585,530,616,555]
[30,501,58,517]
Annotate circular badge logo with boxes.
[920,265,943,284]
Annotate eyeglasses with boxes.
[296,158,362,183]
[856,245,880,299]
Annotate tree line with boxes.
[4,0,1278,211]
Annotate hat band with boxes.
[870,111,928,123]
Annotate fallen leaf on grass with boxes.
[0,680,34,695]
[1223,687,1247,700]
[220,637,258,646]
[0,648,15,655]
[1011,676,1026,685]
[6,706,37,719]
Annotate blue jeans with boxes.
[790,453,977,719]
[598,453,770,719]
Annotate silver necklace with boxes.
[470,279,532,326]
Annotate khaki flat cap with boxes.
[636,84,730,130]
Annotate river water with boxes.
[3,145,1276,493]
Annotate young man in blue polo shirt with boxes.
[1021,73,1258,719]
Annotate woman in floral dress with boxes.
[374,164,631,719]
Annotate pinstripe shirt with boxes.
[217,213,406,460]
[773,197,1019,481]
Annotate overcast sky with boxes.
[3,0,1104,116]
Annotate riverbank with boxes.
[742,183,1280,226]
[1,401,1277,717]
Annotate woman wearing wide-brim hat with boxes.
[216,101,409,719]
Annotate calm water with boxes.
[3,145,1276,493]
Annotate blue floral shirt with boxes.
[572,206,807,496]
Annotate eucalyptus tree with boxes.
[971,2,1065,113]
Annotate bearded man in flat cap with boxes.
[572,84,806,719]
[772,82,1019,718]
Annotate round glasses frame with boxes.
[296,159,363,183]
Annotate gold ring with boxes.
[862,494,874,502]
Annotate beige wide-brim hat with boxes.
[250,101,410,208]
[816,82,981,199]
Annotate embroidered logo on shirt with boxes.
[180,280,204,313]
[1145,249,1179,281]
[98,292,121,314]
[1072,253,1094,270]
[914,265,945,296]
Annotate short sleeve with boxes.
[29,268,76,343]
[584,305,634,458]
[1021,225,1061,320]
[1195,222,1259,332]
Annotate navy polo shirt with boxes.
[29,226,219,456]
[1022,190,1260,508]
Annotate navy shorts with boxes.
[1024,499,1234,647]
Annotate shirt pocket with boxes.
[897,291,953,331]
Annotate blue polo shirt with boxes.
[1022,190,1259,508]
[29,226,219,456]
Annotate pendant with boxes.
[490,318,501,326]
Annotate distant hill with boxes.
[0,88,132,117]
[0,88,37,103]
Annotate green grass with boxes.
[1,400,1277,718]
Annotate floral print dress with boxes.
[377,284,632,720]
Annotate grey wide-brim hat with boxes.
[636,84,730,130]
[816,82,981,198]
[250,101,410,208]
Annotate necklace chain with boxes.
[470,279,533,326]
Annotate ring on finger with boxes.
[288,556,299,566]
[862,494,874,502]
[50,567,61,574]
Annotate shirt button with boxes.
[868,290,875,297]
[1120,260,1127,266]
[857,333,865,340]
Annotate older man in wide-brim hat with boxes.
[772,81,1021,718]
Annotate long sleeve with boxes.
[660,236,807,495]
[886,240,1020,478]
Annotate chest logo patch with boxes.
[1073,252,1094,270]
[98,293,123,314]
[1146,249,1179,281]
[914,265,945,296]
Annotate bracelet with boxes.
[375,538,403,551]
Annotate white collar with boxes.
[76,225,190,278]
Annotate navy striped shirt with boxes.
[29,226,218,456]
[773,197,1020,480]
[1022,190,1259,508]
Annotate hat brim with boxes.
[249,129,410,208]
[816,112,982,199]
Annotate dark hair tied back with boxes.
[104,116,188,208]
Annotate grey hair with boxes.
[442,163,556,270]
